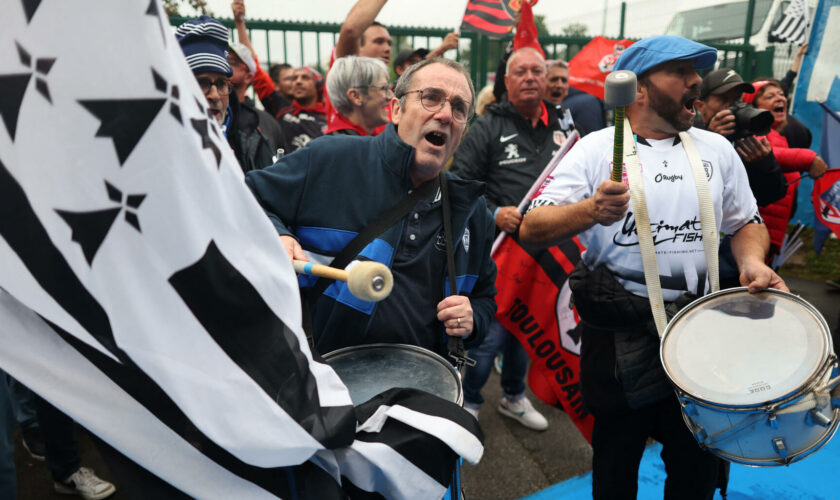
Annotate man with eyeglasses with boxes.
[176,16,274,173]
[449,35,571,429]
[245,57,497,361]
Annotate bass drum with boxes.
[661,287,839,466]
[322,343,463,406]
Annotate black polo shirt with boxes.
[365,188,448,355]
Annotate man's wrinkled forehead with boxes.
[411,65,471,102]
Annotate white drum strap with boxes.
[622,120,720,337]
[622,119,668,336]
[678,131,720,293]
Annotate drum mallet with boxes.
[604,70,638,182]
[292,260,394,302]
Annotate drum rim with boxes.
[660,287,833,409]
[322,343,463,405]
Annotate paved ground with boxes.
[12,276,839,500]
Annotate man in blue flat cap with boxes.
[520,36,787,499]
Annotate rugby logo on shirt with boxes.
[703,160,714,180]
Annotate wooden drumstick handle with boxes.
[292,260,348,282]
[612,105,625,182]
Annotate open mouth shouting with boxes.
[424,130,448,148]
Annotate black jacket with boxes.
[227,98,275,173]
[451,100,569,214]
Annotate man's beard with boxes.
[646,82,699,132]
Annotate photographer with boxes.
[696,69,786,206]
[695,68,786,287]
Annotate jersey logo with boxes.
[702,160,714,180]
[500,133,518,143]
[504,143,520,159]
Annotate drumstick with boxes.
[604,70,638,182]
[292,260,393,302]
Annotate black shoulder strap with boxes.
[440,172,475,369]
[312,177,439,294]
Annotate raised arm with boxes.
[335,0,388,58]
[427,32,460,59]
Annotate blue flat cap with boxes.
[614,35,717,77]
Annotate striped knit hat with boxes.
[175,16,233,76]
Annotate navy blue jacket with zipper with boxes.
[245,124,497,358]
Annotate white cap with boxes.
[229,42,256,74]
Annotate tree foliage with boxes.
[163,0,212,16]
[561,22,588,37]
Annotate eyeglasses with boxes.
[401,88,472,123]
[357,83,393,96]
[197,77,232,96]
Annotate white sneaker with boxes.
[465,406,480,420]
[54,467,116,500]
[497,396,549,431]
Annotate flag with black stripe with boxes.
[769,0,809,44]
[459,0,516,38]
[0,1,482,498]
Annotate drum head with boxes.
[662,288,829,406]
[323,344,462,406]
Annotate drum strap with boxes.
[440,172,475,369]
[622,119,719,337]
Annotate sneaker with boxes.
[54,467,116,500]
[497,396,549,431]
[827,278,840,290]
[465,406,480,420]
[493,354,503,375]
[20,426,46,461]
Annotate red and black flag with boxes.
[460,0,516,38]
[490,132,595,443]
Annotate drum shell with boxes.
[674,359,839,466]
[661,287,839,466]
[323,343,463,407]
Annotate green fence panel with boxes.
[169,16,760,91]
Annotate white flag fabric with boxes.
[770,0,810,45]
[0,1,482,498]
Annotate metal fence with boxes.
[169,16,771,90]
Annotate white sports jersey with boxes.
[531,126,761,301]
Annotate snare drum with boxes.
[323,343,463,406]
[661,288,840,466]
[323,344,465,499]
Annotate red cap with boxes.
[512,1,544,57]
[742,80,771,104]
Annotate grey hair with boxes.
[505,47,546,75]
[393,57,476,117]
[326,55,389,115]
[547,59,569,70]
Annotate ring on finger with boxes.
[457,317,461,328]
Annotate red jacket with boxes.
[758,128,817,247]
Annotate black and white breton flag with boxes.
[769,0,810,45]
[0,1,482,498]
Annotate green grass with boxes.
[777,226,840,281]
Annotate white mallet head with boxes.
[346,261,393,302]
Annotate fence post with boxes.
[619,2,626,39]
[742,0,756,74]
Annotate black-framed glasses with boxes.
[401,88,472,123]
[197,77,232,96]
[357,83,393,96]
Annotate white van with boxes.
[663,0,816,78]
